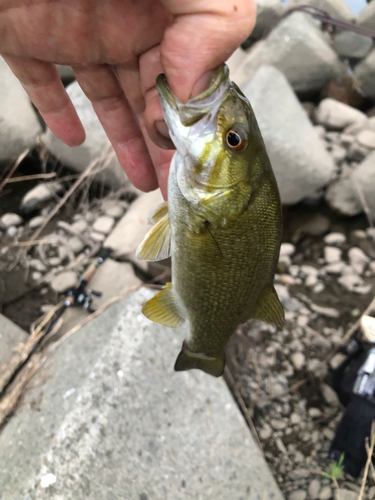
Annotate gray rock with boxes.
[6,226,16,238]
[308,407,322,419]
[251,0,285,39]
[289,0,354,22]
[310,304,340,318]
[101,200,125,218]
[28,215,47,230]
[321,383,340,406]
[0,57,42,162]
[232,12,344,93]
[334,489,357,500]
[325,177,362,217]
[51,271,77,293]
[332,30,373,59]
[319,486,332,500]
[289,490,307,500]
[291,352,305,371]
[20,182,64,214]
[356,129,375,149]
[0,212,23,227]
[348,247,369,274]
[241,66,336,204]
[323,232,346,246]
[90,231,106,242]
[71,219,88,233]
[314,98,367,130]
[358,0,375,30]
[338,273,369,293]
[105,190,164,259]
[0,290,283,500]
[355,48,375,101]
[280,242,296,257]
[67,236,85,255]
[0,314,27,367]
[92,215,115,235]
[330,144,347,163]
[259,423,272,440]
[324,246,342,264]
[29,259,47,273]
[41,81,128,188]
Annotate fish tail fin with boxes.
[174,348,225,377]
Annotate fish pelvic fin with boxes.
[253,284,284,328]
[136,202,171,261]
[174,348,226,377]
[142,282,184,327]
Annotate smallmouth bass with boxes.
[137,64,283,377]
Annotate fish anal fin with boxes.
[174,349,225,377]
[252,284,284,328]
[136,209,171,262]
[142,282,183,327]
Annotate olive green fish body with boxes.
[137,65,284,377]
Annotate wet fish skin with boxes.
[137,64,283,377]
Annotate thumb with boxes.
[159,0,256,103]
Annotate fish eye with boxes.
[225,129,246,152]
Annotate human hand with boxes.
[0,0,256,198]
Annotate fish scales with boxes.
[137,64,284,377]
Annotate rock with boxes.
[356,129,375,149]
[358,0,375,30]
[241,66,336,204]
[232,12,344,93]
[324,232,346,246]
[319,486,332,500]
[308,407,322,419]
[51,271,77,293]
[324,246,342,263]
[321,383,340,406]
[71,219,88,233]
[355,48,375,101]
[280,243,295,257]
[0,314,28,367]
[314,98,367,130]
[332,31,373,59]
[251,0,285,39]
[325,178,361,217]
[90,231,106,242]
[259,423,272,440]
[20,182,64,214]
[0,212,23,227]
[92,216,115,235]
[67,236,85,255]
[305,274,318,287]
[32,271,42,281]
[291,413,301,424]
[101,200,125,218]
[41,81,128,188]
[360,315,375,343]
[6,226,17,238]
[28,215,47,229]
[289,0,353,22]
[292,214,331,242]
[29,259,47,273]
[334,489,357,500]
[338,273,371,293]
[348,247,369,274]
[330,144,347,163]
[291,352,305,371]
[105,190,164,259]
[0,290,283,500]
[0,57,42,162]
[289,490,307,500]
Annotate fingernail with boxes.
[155,119,170,139]
[191,70,216,98]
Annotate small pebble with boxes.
[0,212,23,227]
[321,383,339,406]
[71,219,88,233]
[308,479,321,499]
[290,413,301,424]
[291,352,305,371]
[29,215,46,229]
[31,271,42,281]
[319,486,332,500]
[7,226,18,237]
[91,231,106,242]
[289,490,307,500]
[324,246,342,264]
[259,424,272,440]
[102,203,124,218]
[308,407,322,419]
[280,243,295,257]
[92,215,115,235]
[356,129,375,149]
[68,236,85,255]
[29,259,47,272]
[323,232,346,246]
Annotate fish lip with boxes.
[156,64,230,126]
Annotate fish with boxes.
[136,64,284,377]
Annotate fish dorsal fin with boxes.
[149,201,169,224]
[174,349,226,377]
[136,203,171,261]
[253,284,284,328]
[142,282,184,327]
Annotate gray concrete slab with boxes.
[0,289,283,500]
[0,313,28,367]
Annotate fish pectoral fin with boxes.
[148,201,169,224]
[174,350,226,377]
[252,284,284,328]
[136,208,172,262]
[142,282,184,327]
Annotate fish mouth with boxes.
[156,64,230,128]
